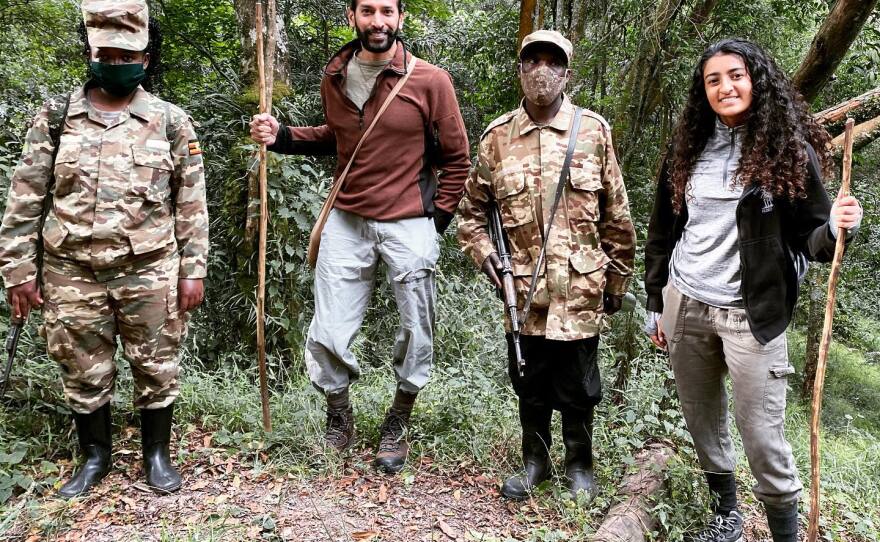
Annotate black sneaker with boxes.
[688,510,744,542]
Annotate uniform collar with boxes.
[516,94,575,137]
[67,83,152,122]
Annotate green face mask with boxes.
[89,62,147,97]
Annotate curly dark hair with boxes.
[78,17,163,93]
[667,38,832,214]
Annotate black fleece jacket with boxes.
[644,144,845,344]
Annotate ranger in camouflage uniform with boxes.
[457,30,635,502]
[0,0,208,497]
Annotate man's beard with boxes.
[355,23,400,53]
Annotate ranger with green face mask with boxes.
[0,0,209,498]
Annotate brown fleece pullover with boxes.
[269,39,471,221]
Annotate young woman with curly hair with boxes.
[643,38,862,542]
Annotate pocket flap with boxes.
[770,366,795,378]
[42,216,68,249]
[54,145,80,164]
[132,145,173,171]
[128,221,175,255]
[569,167,602,192]
[495,167,526,199]
[570,247,610,274]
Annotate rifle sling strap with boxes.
[519,107,583,328]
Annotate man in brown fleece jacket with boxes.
[250,0,470,473]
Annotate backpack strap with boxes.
[36,94,70,279]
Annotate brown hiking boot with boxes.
[373,389,416,473]
[324,390,355,452]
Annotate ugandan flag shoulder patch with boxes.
[188,140,202,156]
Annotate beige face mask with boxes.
[520,65,567,106]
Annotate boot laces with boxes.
[325,407,351,442]
[378,410,407,453]
[691,512,741,542]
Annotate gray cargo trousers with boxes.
[305,208,440,395]
[662,283,802,506]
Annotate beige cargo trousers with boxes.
[662,283,803,506]
[305,209,440,394]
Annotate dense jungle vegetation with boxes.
[0,0,878,540]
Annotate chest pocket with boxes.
[53,145,81,198]
[131,145,173,203]
[495,165,534,228]
[567,168,602,223]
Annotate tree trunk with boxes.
[792,0,880,103]
[591,443,676,542]
[517,0,539,49]
[801,266,827,401]
[234,0,290,90]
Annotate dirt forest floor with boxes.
[2,428,796,541]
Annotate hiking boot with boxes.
[687,510,744,542]
[765,502,799,542]
[561,408,597,503]
[325,390,355,452]
[58,402,112,499]
[501,402,552,500]
[141,405,182,493]
[373,388,417,473]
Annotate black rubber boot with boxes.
[561,408,597,503]
[58,402,112,498]
[765,502,799,542]
[501,402,552,500]
[141,405,182,493]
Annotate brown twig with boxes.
[808,117,855,542]
[255,0,272,433]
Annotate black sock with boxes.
[705,472,738,515]
[764,502,798,542]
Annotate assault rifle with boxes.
[1,318,23,399]
[487,202,526,377]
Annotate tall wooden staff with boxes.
[255,0,273,432]
[807,117,855,542]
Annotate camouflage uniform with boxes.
[458,95,635,413]
[457,95,635,341]
[0,85,209,414]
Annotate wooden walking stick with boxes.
[255,0,274,432]
[807,117,855,542]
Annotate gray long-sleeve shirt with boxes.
[670,118,745,308]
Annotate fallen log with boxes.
[591,442,676,542]
[815,86,880,134]
[831,115,880,154]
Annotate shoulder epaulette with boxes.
[480,110,517,140]
[579,108,612,133]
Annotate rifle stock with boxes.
[487,203,526,376]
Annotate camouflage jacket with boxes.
[0,85,209,287]
[457,96,635,340]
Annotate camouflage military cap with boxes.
[82,0,149,52]
[520,30,573,64]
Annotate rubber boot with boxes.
[764,502,799,542]
[325,388,356,452]
[561,407,597,503]
[501,402,552,499]
[141,405,182,493]
[374,388,416,473]
[58,402,112,498]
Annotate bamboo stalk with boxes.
[807,117,855,542]
[255,0,272,433]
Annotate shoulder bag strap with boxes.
[519,107,583,328]
[322,55,418,208]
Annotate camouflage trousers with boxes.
[40,252,188,414]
